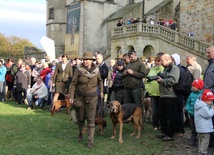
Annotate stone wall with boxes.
[46,0,66,58]
[179,0,214,44]
[79,1,118,56]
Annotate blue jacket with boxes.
[194,99,214,133]
[186,90,203,117]
[0,65,7,82]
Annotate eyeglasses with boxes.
[161,59,166,63]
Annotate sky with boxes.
[0,0,46,49]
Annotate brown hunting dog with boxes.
[143,97,152,124]
[109,101,144,143]
[51,96,70,116]
[95,115,107,135]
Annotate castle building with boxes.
[46,0,214,62]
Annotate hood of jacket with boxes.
[195,99,208,111]
[171,53,180,65]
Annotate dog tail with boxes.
[51,106,55,116]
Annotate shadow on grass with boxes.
[0,101,169,155]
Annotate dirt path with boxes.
[156,128,214,155]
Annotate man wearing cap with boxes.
[123,49,146,109]
[194,89,214,155]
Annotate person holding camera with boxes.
[156,54,180,142]
[145,56,164,130]
[26,76,48,110]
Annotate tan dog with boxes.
[109,101,144,143]
[143,97,152,124]
[95,115,107,135]
[51,96,70,116]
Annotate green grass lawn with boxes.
[0,101,170,155]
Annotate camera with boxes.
[146,72,168,82]
[147,75,159,82]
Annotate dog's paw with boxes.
[130,133,135,136]
[119,139,123,143]
[135,135,140,139]
[110,136,115,139]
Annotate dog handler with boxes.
[69,51,103,149]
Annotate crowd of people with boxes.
[116,17,177,31]
[1,46,214,153]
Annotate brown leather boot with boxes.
[87,125,95,149]
[77,125,84,142]
[77,133,83,142]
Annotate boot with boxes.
[6,90,10,100]
[87,125,95,149]
[9,91,14,100]
[77,125,84,142]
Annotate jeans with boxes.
[27,93,45,108]
[0,81,5,100]
[198,133,210,154]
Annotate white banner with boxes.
[40,36,55,61]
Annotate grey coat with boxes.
[159,62,180,98]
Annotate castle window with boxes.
[106,0,114,3]
[49,7,54,19]
[129,0,134,4]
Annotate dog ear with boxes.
[117,104,121,112]
[108,102,113,109]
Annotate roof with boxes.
[108,2,142,21]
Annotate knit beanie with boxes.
[192,79,204,90]
[201,89,214,101]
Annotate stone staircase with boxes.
[110,23,211,61]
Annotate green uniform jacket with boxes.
[123,58,146,89]
[69,63,103,99]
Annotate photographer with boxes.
[145,56,164,130]
[26,76,48,110]
[156,54,180,142]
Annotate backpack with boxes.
[173,65,194,96]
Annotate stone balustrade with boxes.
[111,23,211,56]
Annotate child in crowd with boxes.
[47,66,55,110]
[186,79,204,146]
[194,89,214,155]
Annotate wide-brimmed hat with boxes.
[82,51,96,60]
